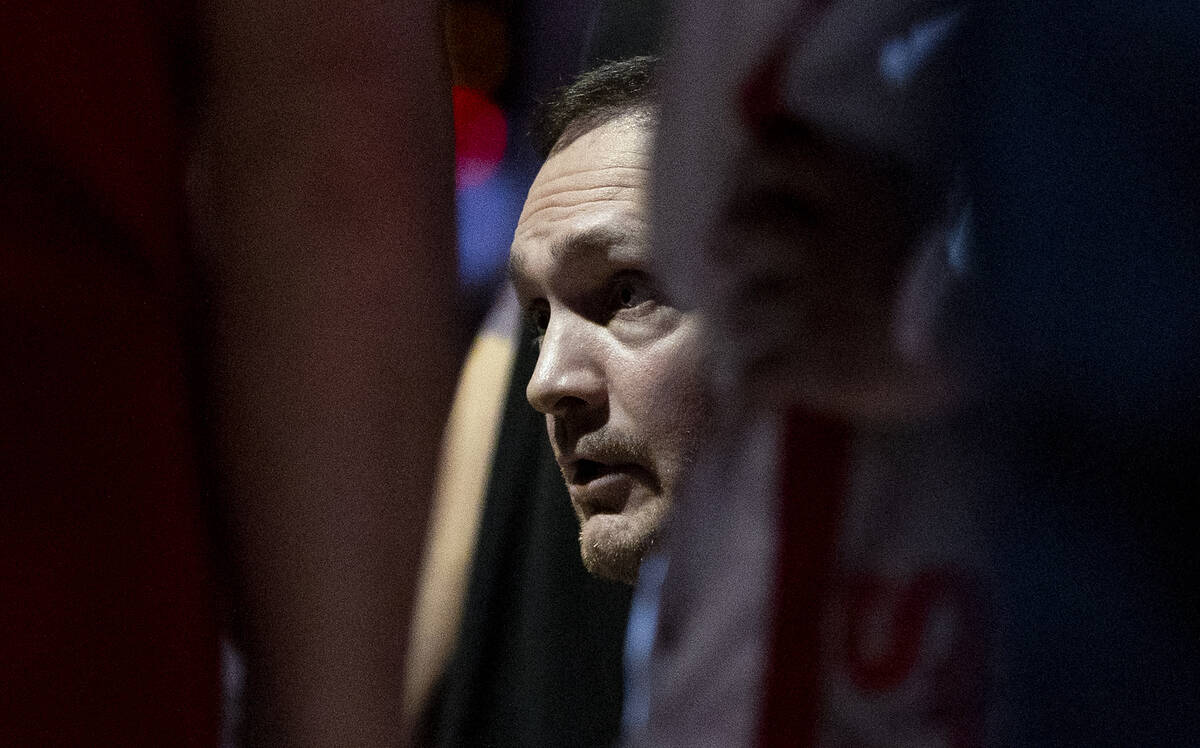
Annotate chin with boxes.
[578,512,658,585]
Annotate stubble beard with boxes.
[575,395,713,585]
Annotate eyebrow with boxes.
[507,224,634,289]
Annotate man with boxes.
[424,56,665,748]
[507,57,710,584]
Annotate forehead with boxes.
[510,116,652,283]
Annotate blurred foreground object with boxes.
[640,0,1199,745]
[643,1,972,745]
[957,1,1200,743]
[1,0,456,744]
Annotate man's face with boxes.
[509,114,710,584]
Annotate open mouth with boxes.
[564,458,661,517]
[572,458,608,484]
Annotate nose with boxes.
[525,312,606,417]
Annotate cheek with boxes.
[613,329,711,444]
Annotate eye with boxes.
[524,301,550,343]
[610,274,653,311]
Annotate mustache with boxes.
[552,420,651,467]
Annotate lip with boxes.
[562,459,650,516]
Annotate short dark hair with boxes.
[530,56,659,159]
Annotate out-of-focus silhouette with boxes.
[1,1,456,744]
[639,0,1199,746]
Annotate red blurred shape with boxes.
[453,85,507,188]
